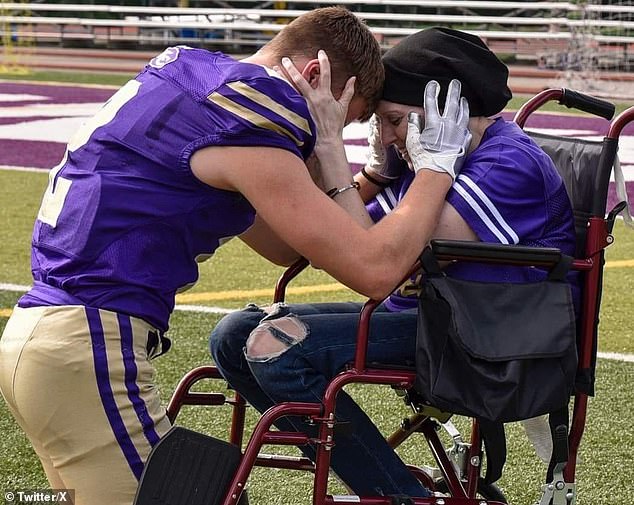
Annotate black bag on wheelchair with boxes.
[414,247,578,424]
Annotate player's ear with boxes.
[301,59,320,89]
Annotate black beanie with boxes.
[382,27,512,116]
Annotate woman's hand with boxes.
[281,50,355,152]
[363,114,404,186]
[406,79,471,180]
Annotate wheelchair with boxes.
[135,88,633,505]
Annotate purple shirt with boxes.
[20,47,316,331]
[367,119,579,312]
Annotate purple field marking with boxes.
[1,81,632,211]
[0,81,115,169]
[0,115,57,125]
[0,81,115,106]
[500,111,634,135]
[2,139,65,168]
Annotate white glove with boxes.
[363,114,403,185]
[405,79,472,179]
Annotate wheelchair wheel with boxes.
[433,478,507,503]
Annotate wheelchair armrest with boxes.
[430,239,563,268]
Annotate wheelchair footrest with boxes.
[539,480,576,505]
[134,426,242,505]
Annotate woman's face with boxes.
[374,99,424,161]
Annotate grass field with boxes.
[1,73,633,503]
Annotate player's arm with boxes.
[236,146,372,266]
[239,148,379,267]
[191,144,452,300]
[236,51,373,263]
[239,216,302,267]
[280,51,374,229]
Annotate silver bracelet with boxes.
[326,181,361,198]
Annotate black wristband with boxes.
[361,167,391,188]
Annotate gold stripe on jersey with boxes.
[207,92,305,147]
[226,81,312,135]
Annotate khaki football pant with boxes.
[0,305,171,505]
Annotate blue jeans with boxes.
[210,302,430,498]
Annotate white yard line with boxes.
[0,282,235,315]
[2,282,633,363]
[596,351,634,363]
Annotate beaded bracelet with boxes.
[326,181,361,198]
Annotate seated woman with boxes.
[210,27,579,498]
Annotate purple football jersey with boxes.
[20,47,316,331]
[367,119,579,312]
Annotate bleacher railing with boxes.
[1,1,633,64]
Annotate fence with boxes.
[1,1,634,69]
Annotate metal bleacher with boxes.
[1,1,634,65]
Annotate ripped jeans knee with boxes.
[245,303,309,362]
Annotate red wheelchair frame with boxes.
[163,88,634,505]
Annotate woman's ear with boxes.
[301,59,321,89]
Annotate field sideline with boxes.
[0,73,633,504]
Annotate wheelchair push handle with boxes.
[560,89,615,121]
[514,88,615,127]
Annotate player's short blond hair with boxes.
[264,7,384,121]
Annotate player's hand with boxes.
[363,114,404,185]
[405,79,472,179]
[281,50,353,152]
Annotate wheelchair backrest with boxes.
[527,131,613,257]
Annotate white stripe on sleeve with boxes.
[384,187,399,208]
[375,192,393,215]
[453,183,510,244]
[456,175,519,244]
